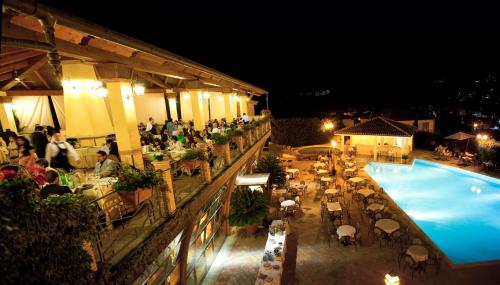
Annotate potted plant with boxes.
[229,188,268,235]
[255,154,287,201]
[113,165,162,208]
[180,149,206,176]
[211,133,230,154]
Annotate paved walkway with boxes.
[203,157,500,285]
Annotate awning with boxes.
[235,173,270,186]
[444,132,475,140]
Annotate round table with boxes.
[337,225,356,239]
[349,177,365,184]
[320,177,333,182]
[281,200,296,207]
[406,245,429,262]
[317,169,329,176]
[366,203,384,212]
[375,219,400,235]
[357,188,375,198]
[286,168,300,178]
[314,162,326,169]
[324,188,340,195]
[320,156,329,162]
[344,168,356,173]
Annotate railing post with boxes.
[224,143,231,166]
[236,136,244,152]
[151,159,176,215]
[201,160,212,183]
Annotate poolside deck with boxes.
[203,156,500,285]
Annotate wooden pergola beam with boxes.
[0,50,43,66]
[33,70,51,89]
[136,71,169,89]
[1,55,47,91]
[0,61,29,75]
[6,89,63,96]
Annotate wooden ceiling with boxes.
[1,10,267,96]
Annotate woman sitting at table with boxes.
[169,136,184,152]
[108,142,121,162]
[19,146,38,169]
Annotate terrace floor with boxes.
[203,157,500,285]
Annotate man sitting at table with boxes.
[94,151,118,178]
[40,170,72,199]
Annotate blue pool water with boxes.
[364,159,500,264]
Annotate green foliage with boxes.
[113,164,163,192]
[181,148,207,161]
[251,119,261,127]
[228,188,268,226]
[211,133,230,145]
[12,110,26,133]
[0,177,98,284]
[226,128,243,137]
[271,117,330,147]
[254,154,286,187]
[243,124,254,132]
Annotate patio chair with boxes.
[402,254,427,279]
[374,228,385,247]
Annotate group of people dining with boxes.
[0,125,122,200]
[138,114,251,156]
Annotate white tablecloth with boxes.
[320,177,333,182]
[286,168,300,178]
[375,219,400,234]
[344,168,356,173]
[256,221,287,285]
[337,225,356,238]
[317,169,329,175]
[314,162,326,168]
[281,200,296,207]
[325,188,340,195]
[327,202,342,212]
[406,245,429,262]
[357,188,375,197]
[349,177,365,184]
[366,203,384,211]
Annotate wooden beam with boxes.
[6,89,63,96]
[136,71,169,89]
[19,80,31,89]
[0,50,43,66]
[0,73,14,82]
[0,97,13,103]
[1,55,48,91]
[33,70,51,88]
[0,61,29,75]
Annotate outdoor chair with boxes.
[402,254,427,280]
[373,228,385,247]
[412,238,423,245]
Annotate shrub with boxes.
[113,165,163,192]
[228,188,268,226]
[226,128,243,137]
[0,177,98,284]
[181,148,207,161]
[254,154,286,187]
[211,133,230,145]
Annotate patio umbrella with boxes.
[444,132,475,151]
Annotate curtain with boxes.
[12,96,54,132]
[51,96,66,130]
[134,93,167,125]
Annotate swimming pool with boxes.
[364,159,500,265]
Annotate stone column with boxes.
[151,160,176,215]
[0,93,17,133]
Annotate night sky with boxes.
[39,1,500,117]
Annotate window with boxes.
[423,122,430,132]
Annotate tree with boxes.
[254,154,286,201]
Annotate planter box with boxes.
[181,158,201,176]
[213,144,226,155]
[118,187,153,208]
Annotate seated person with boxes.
[40,170,72,199]
[94,150,118,178]
[30,158,48,186]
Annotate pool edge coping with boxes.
[361,160,500,269]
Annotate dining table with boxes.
[327,202,342,212]
[337,225,356,239]
[406,245,429,262]
[375,219,400,235]
[357,188,375,198]
[313,162,327,169]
